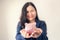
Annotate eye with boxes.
[31,10,34,12]
[26,11,29,13]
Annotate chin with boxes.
[28,18,33,21]
[27,17,35,22]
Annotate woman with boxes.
[16,2,48,40]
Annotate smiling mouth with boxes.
[27,16,33,18]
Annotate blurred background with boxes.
[0,0,60,40]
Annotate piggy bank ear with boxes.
[25,23,27,25]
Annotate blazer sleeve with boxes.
[38,21,48,40]
[16,22,25,40]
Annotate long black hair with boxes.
[20,2,39,28]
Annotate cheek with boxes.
[32,12,36,18]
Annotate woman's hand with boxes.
[20,29,31,38]
[31,28,43,38]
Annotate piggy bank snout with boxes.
[25,27,34,34]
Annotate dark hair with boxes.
[20,2,39,28]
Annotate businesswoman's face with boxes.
[26,5,36,22]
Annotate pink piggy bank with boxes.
[25,23,36,34]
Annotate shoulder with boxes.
[17,21,21,27]
[36,20,47,28]
[36,20,46,25]
[40,20,46,25]
[17,21,22,29]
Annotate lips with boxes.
[27,15,33,18]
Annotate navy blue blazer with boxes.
[16,20,48,40]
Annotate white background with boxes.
[0,0,60,40]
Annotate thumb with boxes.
[31,31,36,35]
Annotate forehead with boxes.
[27,5,35,11]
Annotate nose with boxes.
[28,11,32,16]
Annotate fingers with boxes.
[30,31,37,37]
[20,29,31,38]
[30,28,43,38]
[31,32,39,38]
[37,28,43,34]
[31,31,36,35]
[20,29,25,33]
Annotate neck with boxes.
[29,20,35,23]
